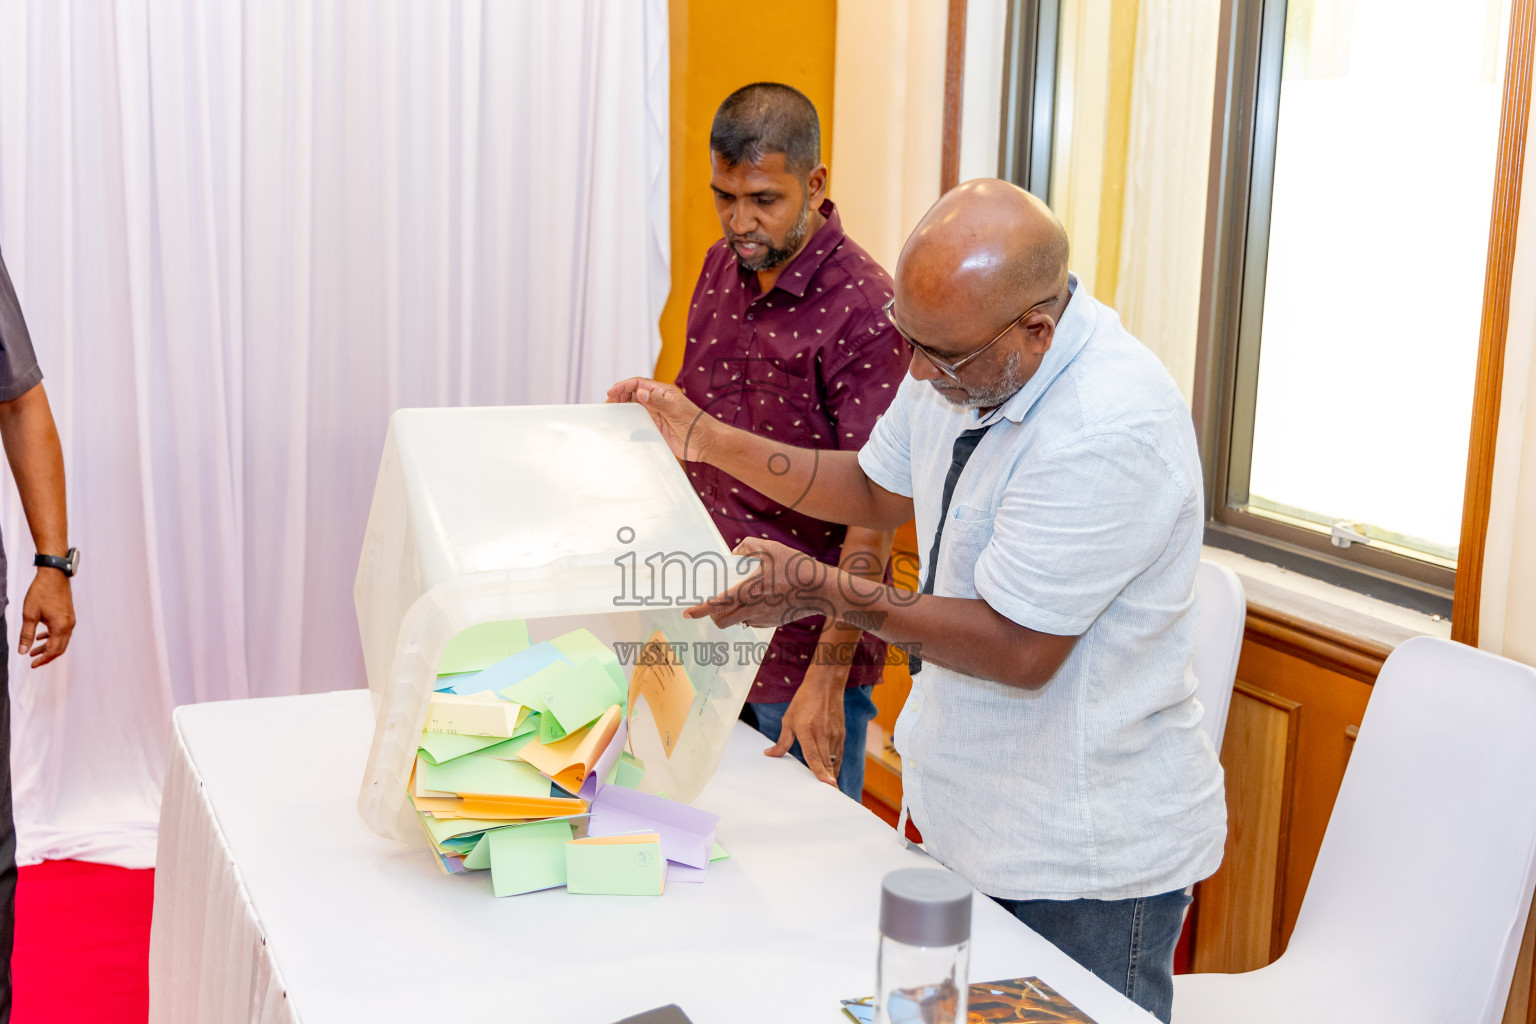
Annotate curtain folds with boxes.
[0,0,668,867]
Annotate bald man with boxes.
[609,179,1224,1022]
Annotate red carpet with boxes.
[13,860,152,1024]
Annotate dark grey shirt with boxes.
[0,245,45,611]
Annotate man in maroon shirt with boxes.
[637,83,907,799]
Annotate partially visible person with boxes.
[0,244,77,1024]
[673,83,907,799]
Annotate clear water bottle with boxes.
[875,867,973,1024]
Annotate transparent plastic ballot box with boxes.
[353,404,771,842]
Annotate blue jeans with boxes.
[991,888,1190,1023]
[741,684,877,801]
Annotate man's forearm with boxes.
[703,424,910,531]
[0,384,67,553]
[808,526,895,687]
[806,564,1076,690]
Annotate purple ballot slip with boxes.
[578,719,630,801]
[588,785,719,869]
[666,862,708,884]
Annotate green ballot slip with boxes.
[498,661,567,715]
[539,659,622,737]
[419,754,550,799]
[463,830,495,870]
[547,629,627,701]
[565,835,665,896]
[609,750,646,789]
[438,620,531,675]
[488,820,573,898]
[417,731,507,766]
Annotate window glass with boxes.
[1245,0,1511,563]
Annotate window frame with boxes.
[1192,0,1480,617]
[998,0,1061,198]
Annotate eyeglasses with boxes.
[883,296,1056,383]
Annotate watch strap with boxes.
[34,548,77,577]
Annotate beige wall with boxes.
[830,0,949,277]
[1478,68,1536,664]
[655,0,838,385]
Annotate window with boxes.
[1199,0,1514,614]
[997,0,1521,613]
[999,0,1061,198]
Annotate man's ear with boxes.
[1025,313,1056,355]
[806,163,829,204]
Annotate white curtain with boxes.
[1113,0,1221,405]
[830,0,948,275]
[0,0,669,868]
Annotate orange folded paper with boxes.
[626,632,696,757]
[457,795,587,818]
[517,704,623,791]
[412,793,585,820]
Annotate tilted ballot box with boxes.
[353,404,770,841]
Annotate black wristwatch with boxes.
[34,547,79,578]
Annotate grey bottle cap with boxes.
[879,867,973,947]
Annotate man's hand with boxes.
[685,537,835,630]
[766,666,846,786]
[19,568,74,668]
[606,378,719,464]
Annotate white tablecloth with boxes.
[147,690,1150,1023]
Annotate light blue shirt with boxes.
[858,275,1226,900]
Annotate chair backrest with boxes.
[1192,560,1245,752]
[1283,636,1536,1023]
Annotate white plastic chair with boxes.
[1174,636,1536,1024]
[1193,560,1245,753]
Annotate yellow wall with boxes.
[655,0,839,385]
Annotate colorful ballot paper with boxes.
[473,728,539,760]
[579,719,629,800]
[666,862,707,884]
[457,793,587,818]
[437,619,531,676]
[418,754,550,800]
[498,659,566,715]
[426,693,525,738]
[609,749,646,789]
[463,831,494,870]
[488,819,573,897]
[517,704,623,792]
[419,812,529,848]
[548,628,628,699]
[406,627,729,902]
[588,784,719,870]
[417,731,509,766]
[536,659,622,742]
[626,632,697,757]
[465,641,568,701]
[565,833,665,896]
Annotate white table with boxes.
[147,690,1149,1023]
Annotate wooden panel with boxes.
[940,0,968,194]
[1501,887,1536,1024]
[1244,606,1389,684]
[1191,681,1299,973]
[1454,0,1536,644]
[1237,636,1373,951]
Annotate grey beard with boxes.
[932,349,1029,409]
[732,199,811,272]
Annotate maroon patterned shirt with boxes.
[677,200,908,703]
